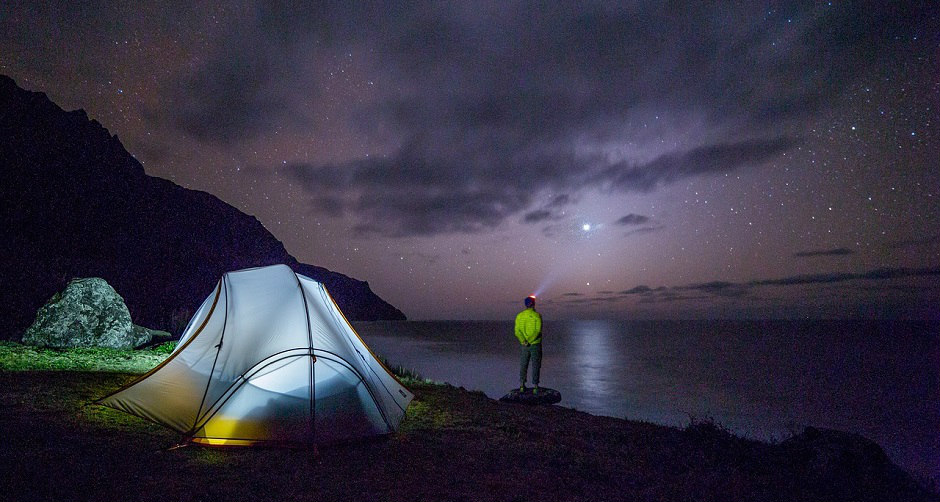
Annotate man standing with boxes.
[514,295,543,394]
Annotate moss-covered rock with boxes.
[22,278,162,349]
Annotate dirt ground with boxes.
[0,371,935,502]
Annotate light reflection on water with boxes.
[353,319,939,482]
[568,320,616,401]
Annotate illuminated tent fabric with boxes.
[99,264,413,446]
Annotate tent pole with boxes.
[192,273,230,434]
[295,274,317,444]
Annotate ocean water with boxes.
[353,320,939,482]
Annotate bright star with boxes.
[582,223,591,231]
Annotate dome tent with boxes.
[98,264,413,445]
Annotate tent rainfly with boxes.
[98,264,413,446]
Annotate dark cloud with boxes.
[692,266,940,299]
[857,267,940,281]
[521,194,573,224]
[615,213,650,226]
[683,281,750,297]
[793,248,855,258]
[522,210,555,224]
[286,150,532,236]
[146,6,314,145]
[689,266,940,291]
[350,187,526,237]
[559,266,940,307]
[287,136,795,236]
[546,194,571,208]
[888,235,940,249]
[752,273,854,286]
[161,58,291,145]
[24,1,927,237]
[538,222,566,238]
[636,291,705,304]
[624,225,666,237]
[143,3,407,145]
[255,0,880,236]
[597,137,798,193]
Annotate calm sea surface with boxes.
[353,320,939,482]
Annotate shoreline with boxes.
[0,369,936,501]
[356,318,940,484]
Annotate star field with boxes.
[1,1,937,319]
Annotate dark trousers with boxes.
[519,343,542,386]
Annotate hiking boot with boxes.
[533,386,540,395]
[519,385,526,393]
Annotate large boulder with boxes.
[22,277,162,349]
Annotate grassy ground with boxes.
[0,340,174,372]
[0,343,936,501]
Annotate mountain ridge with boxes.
[0,74,405,339]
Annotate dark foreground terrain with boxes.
[0,370,936,502]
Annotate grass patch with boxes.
[0,340,436,408]
[0,341,430,384]
[382,357,438,385]
[150,340,177,354]
[401,397,459,430]
[0,341,169,373]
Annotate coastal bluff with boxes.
[0,370,935,501]
[0,74,405,340]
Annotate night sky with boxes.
[2,2,938,320]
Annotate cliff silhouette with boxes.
[0,75,405,339]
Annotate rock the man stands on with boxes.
[514,295,543,393]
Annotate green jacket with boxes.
[514,307,542,345]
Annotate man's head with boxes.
[524,296,536,308]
